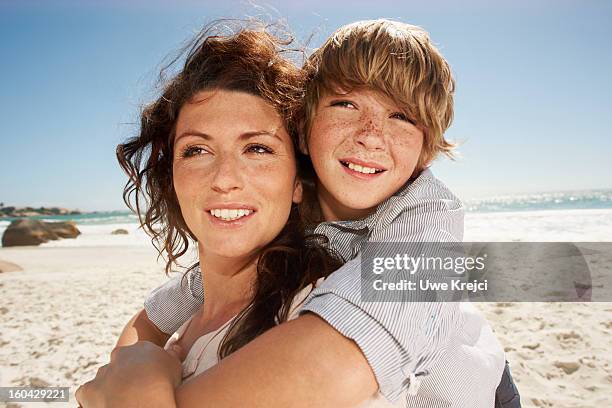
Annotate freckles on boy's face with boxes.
[307,88,424,221]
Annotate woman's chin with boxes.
[202,241,259,260]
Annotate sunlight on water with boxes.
[465,189,612,213]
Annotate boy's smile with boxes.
[339,157,387,177]
[307,88,424,221]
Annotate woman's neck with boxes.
[197,251,257,318]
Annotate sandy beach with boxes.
[1,209,611,407]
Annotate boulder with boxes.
[45,221,81,239]
[2,219,57,246]
[0,259,22,273]
[111,228,129,235]
[1,219,81,247]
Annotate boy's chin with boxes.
[333,195,386,218]
[344,199,384,211]
[319,183,392,219]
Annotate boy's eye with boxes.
[181,145,209,158]
[390,112,416,125]
[330,100,356,109]
[246,143,274,155]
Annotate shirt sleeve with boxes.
[144,267,204,334]
[299,198,465,403]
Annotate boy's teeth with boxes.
[210,209,252,220]
[347,162,378,174]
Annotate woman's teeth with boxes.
[346,162,381,174]
[210,209,252,221]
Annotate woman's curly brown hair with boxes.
[116,20,342,359]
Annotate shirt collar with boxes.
[315,168,433,233]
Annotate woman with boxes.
[77,22,343,406]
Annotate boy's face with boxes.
[307,88,424,221]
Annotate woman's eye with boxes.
[181,146,208,158]
[246,144,274,155]
[330,100,356,109]
[390,112,415,125]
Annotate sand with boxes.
[1,209,611,407]
[0,245,172,407]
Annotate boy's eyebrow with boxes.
[174,129,282,143]
[326,89,352,97]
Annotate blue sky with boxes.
[1,0,610,211]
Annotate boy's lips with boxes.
[339,158,387,178]
[339,159,387,180]
[339,158,387,171]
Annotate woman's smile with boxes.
[205,203,257,227]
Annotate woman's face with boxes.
[173,90,302,262]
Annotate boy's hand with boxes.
[75,341,181,408]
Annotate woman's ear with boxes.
[292,179,304,204]
[297,118,309,155]
[298,134,309,155]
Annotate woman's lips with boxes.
[206,209,255,228]
[204,203,257,212]
[205,203,257,227]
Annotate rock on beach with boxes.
[0,259,23,273]
[1,219,81,247]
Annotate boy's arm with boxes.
[175,313,378,407]
[115,309,170,348]
[77,314,378,408]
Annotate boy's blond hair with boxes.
[301,19,456,170]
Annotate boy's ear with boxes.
[413,150,430,176]
[292,179,304,204]
[410,132,430,177]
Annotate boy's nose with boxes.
[353,119,385,151]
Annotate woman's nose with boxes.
[210,154,244,193]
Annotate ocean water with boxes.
[0,210,138,225]
[1,189,611,246]
[464,189,612,213]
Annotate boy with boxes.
[81,20,519,407]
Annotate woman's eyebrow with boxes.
[174,129,283,144]
[174,130,211,144]
[239,130,283,142]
